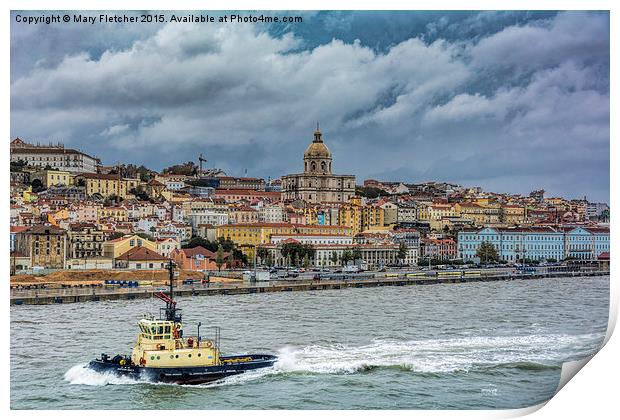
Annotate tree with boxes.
[30,179,44,193]
[397,242,408,264]
[256,247,269,264]
[108,232,124,240]
[281,242,304,267]
[355,186,390,199]
[216,244,225,272]
[352,248,362,264]
[136,232,155,242]
[303,254,310,268]
[103,194,121,206]
[163,161,198,176]
[129,186,150,201]
[341,250,353,266]
[265,253,274,267]
[330,251,339,266]
[10,159,27,172]
[476,241,499,264]
[183,236,217,251]
[302,244,316,263]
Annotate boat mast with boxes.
[168,258,174,300]
[155,259,181,322]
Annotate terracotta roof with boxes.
[117,246,168,261]
[179,246,232,259]
[10,226,29,233]
[24,225,66,235]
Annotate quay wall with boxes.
[10,270,610,306]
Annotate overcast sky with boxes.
[10,11,610,202]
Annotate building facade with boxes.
[76,173,140,199]
[10,138,100,173]
[67,223,106,259]
[13,225,67,269]
[457,226,610,262]
[281,128,356,204]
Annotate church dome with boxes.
[304,128,332,159]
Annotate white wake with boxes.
[65,332,603,387]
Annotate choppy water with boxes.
[11,276,609,409]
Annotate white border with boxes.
[2,1,616,419]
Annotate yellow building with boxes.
[544,197,565,206]
[217,223,296,260]
[35,169,73,187]
[47,208,70,226]
[98,207,129,222]
[77,173,140,199]
[362,205,384,232]
[501,205,526,225]
[102,234,157,259]
[217,223,353,259]
[429,203,457,220]
[455,202,501,226]
[22,186,37,203]
[338,197,384,235]
[228,205,259,224]
[416,203,430,222]
[304,207,319,225]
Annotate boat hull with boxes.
[88,354,277,385]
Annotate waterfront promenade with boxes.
[10,270,609,305]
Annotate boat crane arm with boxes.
[154,291,176,307]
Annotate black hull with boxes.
[88,354,277,385]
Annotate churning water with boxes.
[11,276,609,409]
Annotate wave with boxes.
[64,364,145,386]
[65,332,601,387]
[269,333,600,375]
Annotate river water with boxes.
[11,276,609,410]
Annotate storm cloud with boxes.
[10,11,609,201]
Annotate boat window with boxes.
[158,326,164,335]
[165,326,171,334]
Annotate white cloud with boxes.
[470,11,609,70]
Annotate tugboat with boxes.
[88,261,277,385]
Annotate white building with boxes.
[157,238,180,257]
[259,204,286,223]
[271,234,353,246]
[10,138,100,173]
[185,209,229,230]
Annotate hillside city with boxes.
[9,129,610,281]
